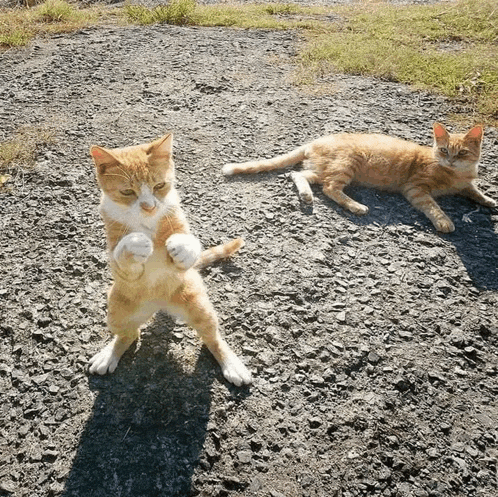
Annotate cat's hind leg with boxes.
[89,288,157,374]
[322,176,369,215]
[403,186,454,233]
[168,274,252,386]
[290,170,319,204]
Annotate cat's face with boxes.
[90,134,176,222]
[432,123,482,172]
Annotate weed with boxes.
[123,0,196,26]
[0,125,57,172]
[35,0,77,23]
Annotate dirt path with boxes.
[1,21,497,497]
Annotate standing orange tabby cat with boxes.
[89,133,251,386]
[223,123,495,233]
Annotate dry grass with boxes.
[0,0,109,48]
[0,125,57,171]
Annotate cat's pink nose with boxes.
[140,202,156,213]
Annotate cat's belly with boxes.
[143,251,183,295]
[354,176,401,192]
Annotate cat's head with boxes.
[90,133,176,220]
[432,123,483,173]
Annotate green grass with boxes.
[0,0,497,122]
[122,1,327,29]
[123,0,196,26]
[299,0,498,119]
[0,0,106,49]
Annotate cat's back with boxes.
[308,132,434,189]
[311,132,428,156]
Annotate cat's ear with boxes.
[433,122,449,142]
[90,146,120,173]
[465,125,483,142]
[148,133,173,159]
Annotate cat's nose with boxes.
[140,201,156,213]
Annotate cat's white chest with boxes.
[100,190,179,237]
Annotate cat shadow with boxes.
[61,313,242,497]
[325,186,498,290]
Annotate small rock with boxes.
[367,351,381,364]
[336,311,346,323]
[237,451,252,464]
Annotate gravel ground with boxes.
[1,13,497,497]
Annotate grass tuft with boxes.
[123,0,196,26]
[0,125,57,172]
[35,0,77,23]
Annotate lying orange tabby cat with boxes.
[223,123,495,233]
[89,133,251,386]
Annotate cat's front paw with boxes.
[114,232,153,264]
[349,203,369,215]
[435,217,455,233]
[166,234,202,270]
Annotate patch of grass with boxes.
[0,125,57,172]
[122,2,328,30]
[123,0,196,26]
[299,0,498,120]
[35,0,78,22]
[1,0,497,122]
[0,0,108,49]
[264,3,303,16]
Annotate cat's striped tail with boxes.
[195,238,245,269]
[222,145,308,175]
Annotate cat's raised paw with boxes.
[115,232,153,264]
[166,234,202,270]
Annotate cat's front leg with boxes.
[166,233,202,270]
[460,185,497,208]
[113,232,154,276]
[403,187,455,233]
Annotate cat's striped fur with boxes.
[224,123,495,233]
[89,133,251,386]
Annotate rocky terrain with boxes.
[0,8,497,497]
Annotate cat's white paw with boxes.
[222,164,236,176]
[221,353,252,386]
[114,232,153,264]
[166,234,202,270]
[89,336,134,375]
[435,217,455,233]
[89,342,120,375]
[350,203,369,215]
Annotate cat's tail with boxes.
[195,238,245,269]
[222,145,308,175]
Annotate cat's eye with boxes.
[458,150,469,156]
[154,182,166,191]
[440,148,448,155]
[120,189,135,196]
